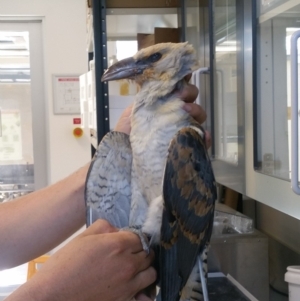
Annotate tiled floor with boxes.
[0,264,27,300]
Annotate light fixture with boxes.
[15,79,30,82]
[0,79,13,82]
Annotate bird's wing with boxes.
[160,126,217,301]
[85,131,132,229]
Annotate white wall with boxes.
[0,0,90,184]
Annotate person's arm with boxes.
[0,164,88,269]
[5,220,157,301]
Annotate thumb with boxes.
[182,102,207,124]
[81,219,117,236]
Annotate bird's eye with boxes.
[148,52,162,63]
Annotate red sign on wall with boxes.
[73,118,81,125]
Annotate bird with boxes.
[85,42,217,301]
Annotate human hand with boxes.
[179,84,206,124]
[179,76,211,149]
[114,103,133,135]
[18,220,156,301]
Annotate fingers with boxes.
[179,74,208,125]
[130,251,156,297]
[204,130,212,149]
[120,103,133,118]
[178,84,199,103]
[135,292,155,301]
[178,82,207,125]
[184,73,192,82]
[114,103,133,134]
[135,283,157,301]
[82,219,117,236]
[99,229,151,256]
[182,102,207,124]
[134,249,155,271]
[132,266,157,295]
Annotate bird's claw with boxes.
[120,227,150,254]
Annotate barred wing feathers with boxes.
[160,127,217,301]
[85,132,132,228]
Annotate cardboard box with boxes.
[137,33,155,50]
[154,27,180,44]
[137,28,180,50]
[107,0,179,8]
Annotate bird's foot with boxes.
[120,226,150,254]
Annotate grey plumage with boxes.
[85,42,217,301]
[86,131,132,228]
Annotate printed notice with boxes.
[53,75,80,114]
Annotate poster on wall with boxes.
[52,74,80,114]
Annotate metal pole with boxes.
[180,0,186,42]
[93,0,110,143]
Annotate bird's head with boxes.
[102,42,199,104]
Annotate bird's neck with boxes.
[134,78,185,112]
[131,79,190,135]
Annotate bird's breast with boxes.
[130,102,190,202]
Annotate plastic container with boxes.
[285,266,300,301]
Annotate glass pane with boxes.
[0,31,34,202]
[185,0,201,60]
[256,2,300,180]
[214,0,238,164]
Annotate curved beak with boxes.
[102,57,146,82]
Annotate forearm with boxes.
[0,163,89,269]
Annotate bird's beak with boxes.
[102,57,146,82]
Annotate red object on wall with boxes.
[73,127,83,138]
[73,118,81,125]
